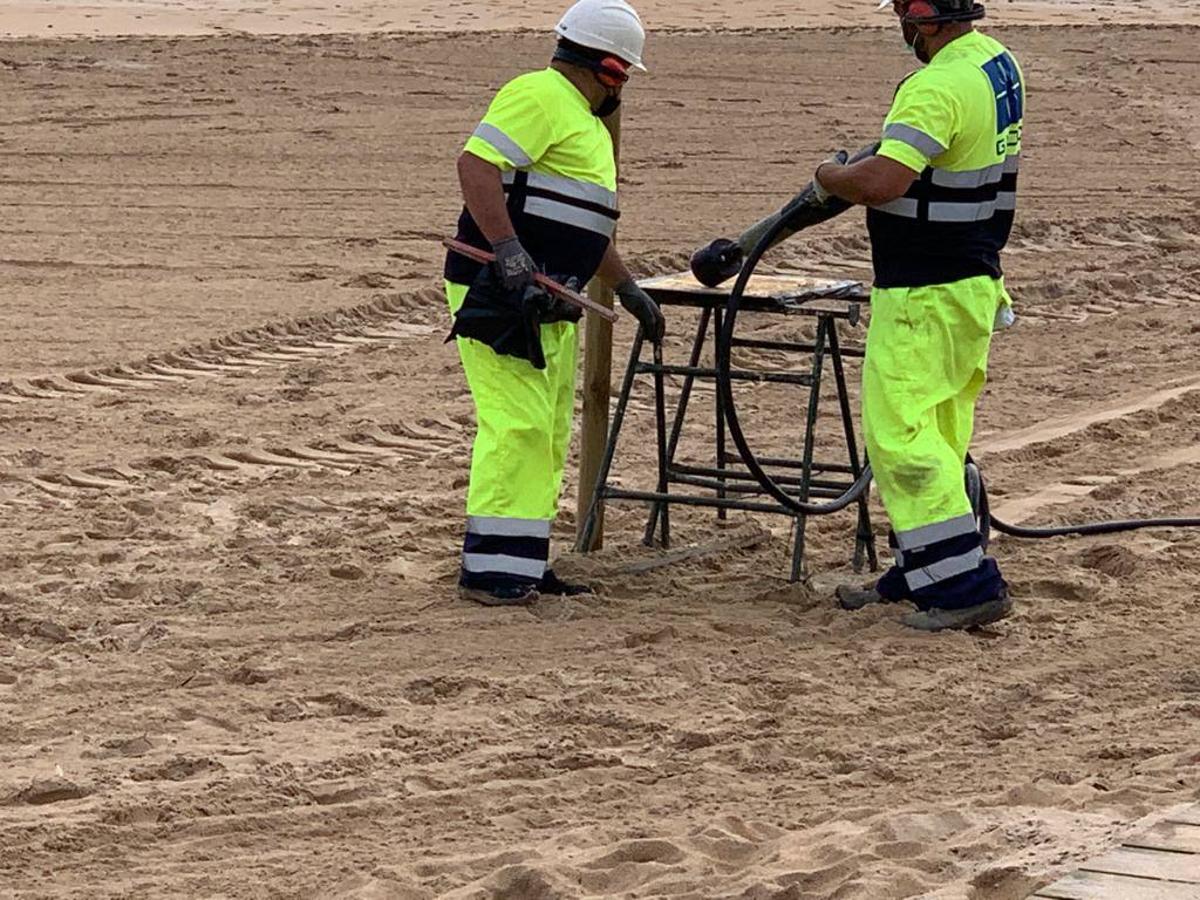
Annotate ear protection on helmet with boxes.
[893,0,986,25]
[594,55,631,88]
[905,0,938,19]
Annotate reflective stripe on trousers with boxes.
[447,281,577,581]
[877,516,1002,611]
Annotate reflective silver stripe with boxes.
[904,547,986,592]
[928,200,999,223]
[883,123,947,159]
[526,171,617,210]
[931,162,1005,189]
[463,553,546,579]
[874,196,1013,221]
[897,513,977,551]
[501,171,618,210]
[472,123,532,168]
[1003,154,1021,174]
[524,195,617,237]
[870,197,919,218]
[467,516,551,539]
[894,547,905,568]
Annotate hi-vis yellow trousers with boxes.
[446,281,578,584]
[863,275,1010,610]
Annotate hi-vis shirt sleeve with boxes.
[877,74,960,174]
[463,78,555,172]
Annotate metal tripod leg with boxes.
[828,324,878,573]
[790,317,829,583]
[643,307,713,545]
[576,329,646,554]
[714,307,728,521]
[650,341,670,548]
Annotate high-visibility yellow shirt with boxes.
[446,68,619,287]
[867,30,1025,289]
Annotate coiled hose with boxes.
[714,210,1200,540]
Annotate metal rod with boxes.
[575,329,644,553]
[635,363,812,386]
[603,488,812,516]
[732,336,865,359]
[443,238,619,323]
[668,472,850,500]
[670,463,854,492]
[644,307,712,545]
[720,452,858,475]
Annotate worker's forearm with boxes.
[596,242,633,289]
[457,155,517,244]
[816,159,884,206]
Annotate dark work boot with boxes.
[902,586,1013,632]
[538,569,594,597]
[458,570,538,607]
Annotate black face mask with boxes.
[594,91,622,119]
[902,19,937,64]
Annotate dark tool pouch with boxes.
[446,265,548,370]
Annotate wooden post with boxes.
[575,106,621,551]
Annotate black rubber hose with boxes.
[973,457,1200,538]
[715,209,871,516]
[714,213,1200,535]
[990,514,1200,538]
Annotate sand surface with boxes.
[4,0,1200,37]
[2,7,1200,900]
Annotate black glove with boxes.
[491,236,536,291]
[615,278,665,343]
[533,277,584,324]
[690,237,744,288]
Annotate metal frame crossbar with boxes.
[576,273,879,582]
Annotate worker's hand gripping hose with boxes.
[690,142,880,288]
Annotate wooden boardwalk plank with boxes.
[1081,846,1200,884]
[1034,869,1200,900]
[1030,805,1200,899]
[1126,822,1200,855]
[1168,808,1200,827]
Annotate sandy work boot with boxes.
[902,588,1013,632]
[838,565,909,611]
[836,583,886,610]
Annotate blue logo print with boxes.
[982,53,1023,133]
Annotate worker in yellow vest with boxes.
[818,0,1024,630]
[446,0,665,607]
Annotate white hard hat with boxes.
[555,0,647,72]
